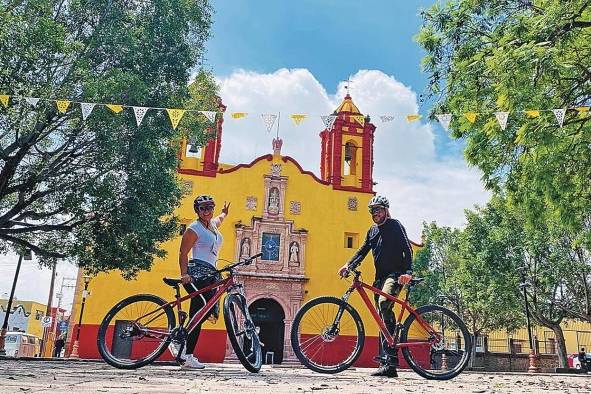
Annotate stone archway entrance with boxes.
[249,298,285,364]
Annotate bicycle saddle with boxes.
[163,277,182,287]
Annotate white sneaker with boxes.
[180,354,205,369]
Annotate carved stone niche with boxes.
[263,173,288,220]
[234,217,307,275]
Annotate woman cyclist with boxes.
[178,194,230,369]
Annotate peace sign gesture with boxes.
[222,201,231,216]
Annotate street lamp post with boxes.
[0,253,25,356]
[519,266,540,373]
[69,275,91,359]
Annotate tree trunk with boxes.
[550,324,568,368]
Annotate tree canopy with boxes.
[0,0,216,277]
[417,0,591,247]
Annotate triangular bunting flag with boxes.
[199,111,217,123]
[379,115,395,123]
[576,106,589,117]
[166,108,186,130]
[81,103,96,120]
[524,110,540,118]
[25,97,40,107]
[0,95,9,108]
[352,115,365,126]
[552,109,566,127]
[494,111,509,130]
[320,115,337,131]
[290,114,307,125]
[132,106,149,126]
[261,114,277,132]
[56,100,71,114]
[106,104,123,114]
[435,114,452,131]
[464,112,477,123]
[231,112,248,119]
[406,114,421,123]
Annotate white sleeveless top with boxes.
[187,218,223,267]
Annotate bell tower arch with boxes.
[319,94,375,193]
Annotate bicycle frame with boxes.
[344,275,441,349]
[130,275,238,340]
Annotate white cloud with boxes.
[218,68,491,239]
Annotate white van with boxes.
[3,332,41,357]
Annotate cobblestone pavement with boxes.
[0,360,589,393]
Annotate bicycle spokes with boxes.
[403,307,470,377]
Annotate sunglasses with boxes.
[369,206,384,215]
[198,205,215,212]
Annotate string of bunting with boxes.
[0,93,588,132]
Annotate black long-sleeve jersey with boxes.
[346,218,413,280]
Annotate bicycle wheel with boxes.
[223,294,262,372]
[400,304,471,380]
[290,296,364,374]
[98,294,176,369]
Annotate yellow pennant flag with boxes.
[106,104,124,114]
[352,115,365,126]
[576,106,589,117]
[231,112,248,119]
[525,110,540,118]
[166,108,185,130]
[290,114,307,125]
[0,95,9,108]
[406,114,421,123]
[464,112,477,123]
[56,100,71,114]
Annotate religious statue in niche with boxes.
[240,238,251,258]
[289,241,300,263]
[268,187,280,214]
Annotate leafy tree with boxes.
[416,0,591,248]
[0,0,215,277]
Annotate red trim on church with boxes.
[281,156,330,186]
[218,154,274,174]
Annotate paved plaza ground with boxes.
[0,360,589,393]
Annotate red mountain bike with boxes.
[290,269,471,380]
[97,253,263,372]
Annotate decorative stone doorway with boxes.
[249,298,285,364]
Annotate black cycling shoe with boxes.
[371,365,398,378]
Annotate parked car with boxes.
[3,332,41,358]
[568,353,582,369]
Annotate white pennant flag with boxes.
[261,114,277,132]
[132,106,149,126]
[25,97,40,107]
[435,113,452,131]
[494,112,509,130]
[320,115,337,131]
[553,108,566,127]
[199,111,217,123]
[379,115,395,123]
[81,102,96,120]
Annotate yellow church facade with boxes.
[66,95,423,366]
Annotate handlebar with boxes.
[216,252,263,274]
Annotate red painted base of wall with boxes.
[70,324,227,362]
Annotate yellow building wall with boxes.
[0,299,46,337]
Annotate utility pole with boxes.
[41,262,58,357]
[0,253,25,355]
[51,277,76,345]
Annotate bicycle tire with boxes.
[97,294,176,369]
[400,304,472,380]
[290,296,365,374]
[223,293,262,372]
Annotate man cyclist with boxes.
[338,195,413,378]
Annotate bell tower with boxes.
[179,99,226,177]
[319,94,375,193]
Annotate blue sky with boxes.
[207,0,434,96]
